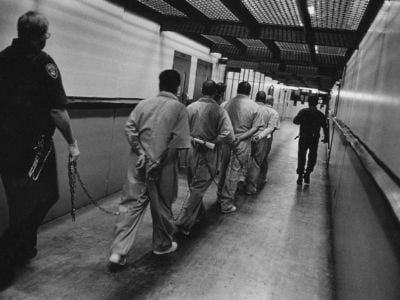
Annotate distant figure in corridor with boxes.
[0,11,80,289]
[245,93,280,194]
[175,80,234,236]
[215,82,227,105]
[218,82,264,213]
[293,95,328,185]
[109,70,190,269]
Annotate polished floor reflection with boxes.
[0,122,334,299]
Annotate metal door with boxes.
[172,51,191,105]
[193,59,213,101]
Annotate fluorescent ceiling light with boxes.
[308,6,315,16]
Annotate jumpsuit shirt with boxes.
[245,103,280,193]
[175,97,234,232]
[218,94,264,211]
[111,92,190,255]
[0,39,67,262]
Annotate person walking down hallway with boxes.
[245,93,280,194]
[293,95,328,185]
[218,82,264,213]
[109,70,191,269]
[175,80,234,236]
[0,11,80,290]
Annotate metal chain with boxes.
[68,160,120,221]
[68,160,77,222]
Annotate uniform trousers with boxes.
[175,146,217,231]
[297,136,319,175]
[111,150,178,255]
[219,140,251,211]
[0,149,58,263]
[245,137,272,194]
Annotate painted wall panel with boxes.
[330,1,400,298]
[338,1,400,178]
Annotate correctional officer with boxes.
[218,82,264,213]
[175,80,234,236]
[293,95,328,185]
[109,70,190,269]
[0,11,80,289]
[245,93,280,194]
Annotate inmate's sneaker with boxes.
[221,205,237,214]
[304,173,310,185]
[296,174,303,185]
[153,242,178,255]
[108,253,127,272]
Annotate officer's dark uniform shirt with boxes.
[293,107,326,139]
[0,38,67,171]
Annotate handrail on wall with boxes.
[66,96,142,109]
[330,114,400,224]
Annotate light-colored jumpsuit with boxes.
[110,92,190,255]
[245,103,280,194]
[175,97,234,232]
[218,94,264,211]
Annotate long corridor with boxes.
[0,121,334,300]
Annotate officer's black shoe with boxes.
[0,261,14,291]
[296,174,303,185]
[14,247,38,267]
[304,173,310,185]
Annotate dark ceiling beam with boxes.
[218,0,260,37]
[295,0,316,64]
[161,18,357,48]
[344,0,385,62]
[357,0,386,43]
[261,40,280,60]
[224,37,247,55]
[162,0,211,25]
[108,0,166,25]
[184,34,215,49]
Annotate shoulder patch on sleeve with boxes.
[45,63,59,79]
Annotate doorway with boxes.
[193,59,213,102]
[172,51,191,105]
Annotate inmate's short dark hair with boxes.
[308,95,318,106]
[159,69,181,94]
[18,11,49,40]
[202,80,217,96]
[266,95,274,106]
[216,82,226,95]
[237,81,251,96]
[255,91,266,103]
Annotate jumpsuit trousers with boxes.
[175,145,218,232]
[111,150,178,255]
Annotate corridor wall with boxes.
[329,1,400,298]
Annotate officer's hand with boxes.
[136,154,146,169]
[69,140,80,163]
[321,137,329,144]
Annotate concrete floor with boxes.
[0,121,334,300]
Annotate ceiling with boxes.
[108,0,385,91]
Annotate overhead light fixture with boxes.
[314,45,319,54]
[308,6,315,16]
